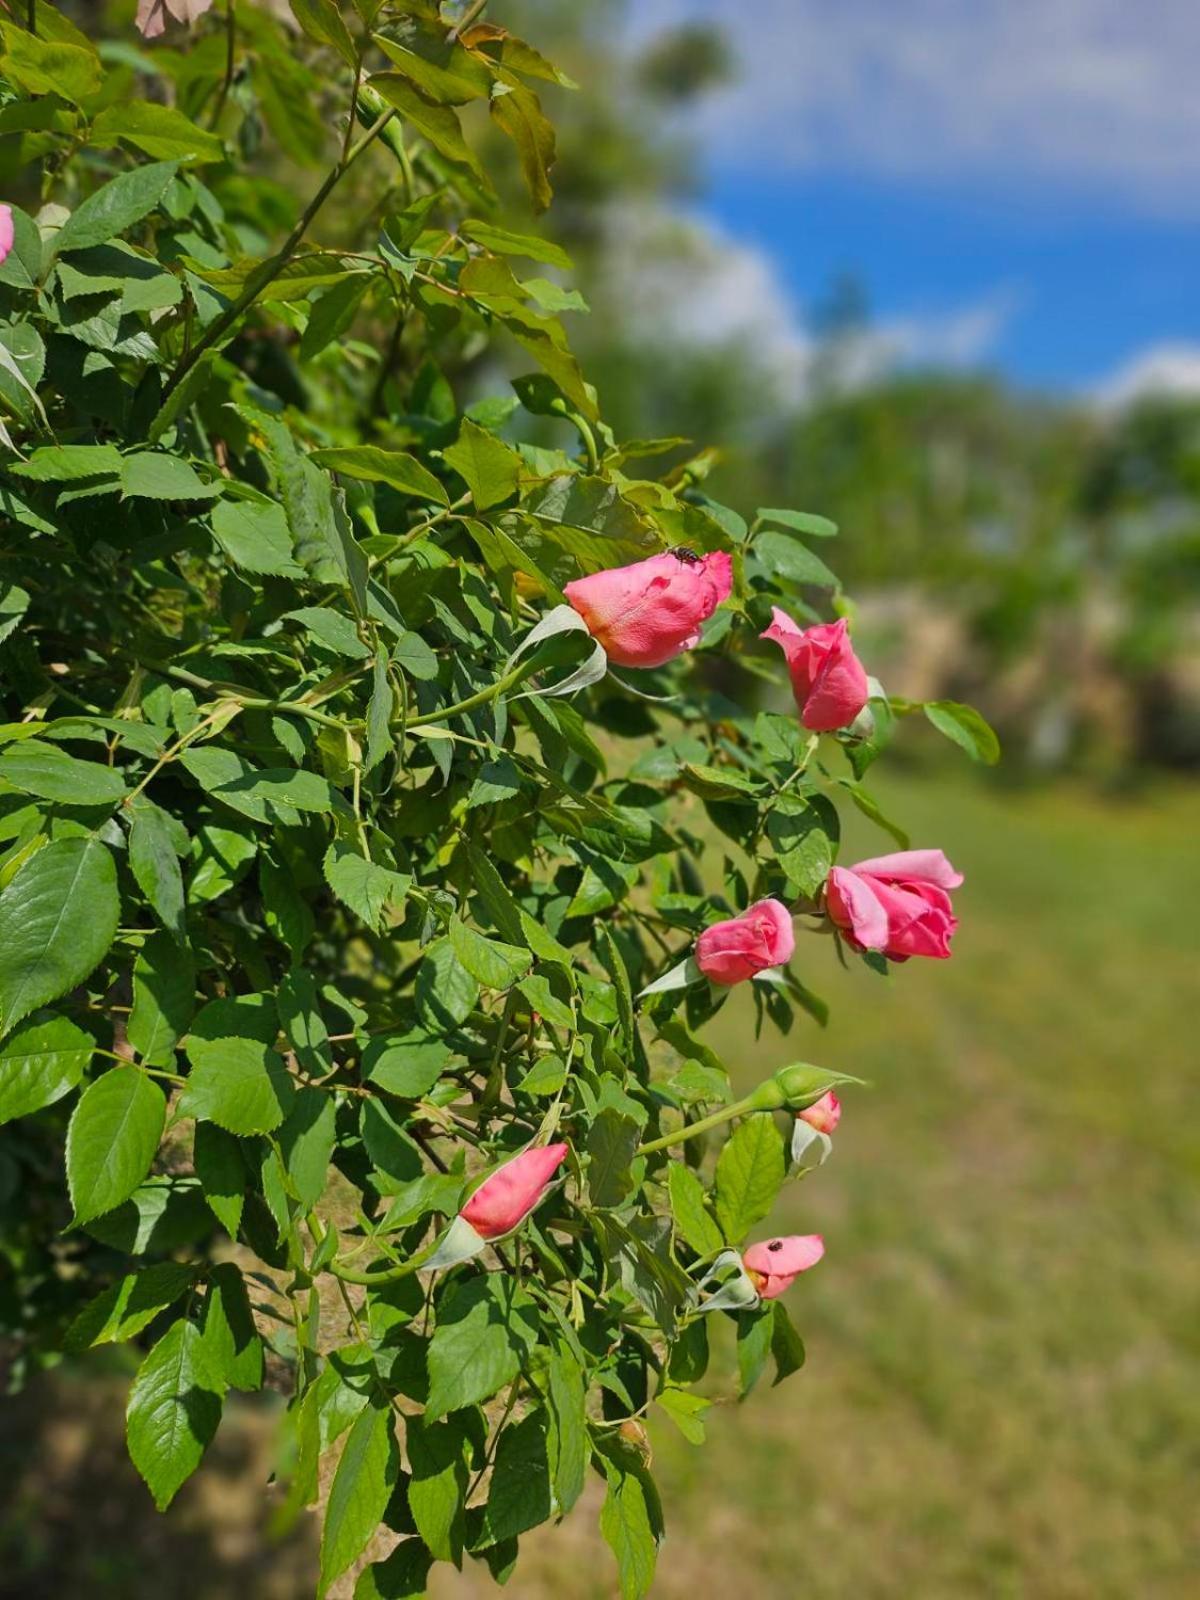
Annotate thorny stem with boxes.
[635,1092,765,1157]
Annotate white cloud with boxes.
[1094,343,1200,407]
[592,204,1015,400]
[628,0,1200,210]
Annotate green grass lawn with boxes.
[438,773,1200,1600]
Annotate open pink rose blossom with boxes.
[459,1142,568,1240]
[564,549,733,669]
[0,206,13,268]
[761,608,869,731]
[743,1234,825,1300]
[797,1090,841,1135]
[825,849,963,961]
[694,898,795,986]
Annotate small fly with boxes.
[669,545,702,565]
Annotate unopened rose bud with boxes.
[564,549,732,669]
[695,898,794,986]
[461,1142,569,1240]
[797,1091,841,1135]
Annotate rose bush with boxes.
[0,5,998,1596]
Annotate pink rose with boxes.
[694,897,795,986]
[0,206,13,268]
[743,1234,825,1300]
[761,608,869,731]
[797,1090,841,1135]
[564,549,733,669]
[825,849,963,961]
[459,1142,568,1240]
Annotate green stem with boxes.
[567,410,600,473]
[166,106,397,396]
[327,1234,440,1286]
[636,1092,765,1157]
[209,0,236,130]
[406,660,531,730]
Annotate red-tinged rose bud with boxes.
[564,549,732,669]
[742,1234,825,1300]
[825,849,963,961]
[797,1091,841,1135]
[761,609,869,731]
[0,206,12,268]
[459,1142,568,1241]
[694,898,795,986]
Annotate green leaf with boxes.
[199,1262,263,1392]
[65,1262,195,1353]
[363,1030,450,1099]
[311,446,448,503]
[924,699,1001,765]
[277,1088,337,1208]
[448,918,531,990]
[10,443,122,482]
[599,1446,663,1600]
[0,25,100,105]
[367,75,491,188]
[66,1068,166,1224]
[128,930,195,1066]
[545,1345,587,1514]
[770,1299,806,1386]
[128,802,187,941]
[0,1010,94,1124]
[0,837,120,1038]
[444,418,521,511]
[323,840,410,930]
[290,0,357,69]
[260,849,315,957]
[482,1408,552,1541]
[425,1275,538,1421]
[277,969,333,1075]
[373,28,492,105]
[180,747,344,824]
[181,1037,296,1135]
[365,653,394,774]
[54,161,179,255]
[714,1115,786,1244]
[355,1541,432,1600]
[755,528,840,587]
[122,452,218,501]
[91,102,225,166]
[460,218,572,271]
[319,1402,399,1597]
[193,1121,245,1236]
[490,81,556,212]
[405,1413,469,1564]
[0,743,126,806]
[285,606,371,659]
[667,1161,724,1257]
[211,497,302,575]
[655,1385,710,1444]
[126,1318,223,1511]
[415,938,479,1032]
[0,582,30,646]
[587,1108,640,1209]
[767,795,836,898]
[85,1175,209,1255]
[736,1304,775,1398]
[756,507,838,538]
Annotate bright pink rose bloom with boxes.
[460,1142,568,1240]
[0,206,13,267]
[825,849,963,961]
[797,1090,841,1135]
[563,549,733,669]
[743,1234,825,1300]
[694,897,794,986]
[761,608,869,731]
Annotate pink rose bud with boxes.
[694,897,795,986]
[0,206,13,267]
[825,849,963,961]
[797,1090,841,1135]
[459,1142,568,1240]
[564,548,733,669]
[761,608,869,731]
[743,1234,825,1300]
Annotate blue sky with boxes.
[628,0,1200,397]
